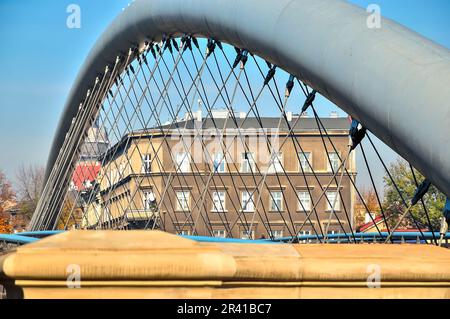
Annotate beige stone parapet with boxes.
[1,230,449,299]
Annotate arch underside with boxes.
[31,0,450,230]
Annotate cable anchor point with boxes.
[264,65,276,86]
[164,37,173,54]
[285,75,295,97]
[232,48,249,69]
[206,38,216,58]
[180,36,192,52]
[349,119,367,151]
[171,38,179,52]
[191,36,200,49]
[301,90,317,113]
[411,179,431,206]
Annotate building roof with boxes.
[72,162,101,191]
[100,116,351,162]
[139,116,351,133]
[79,126,110,161]
[358,214,430,233]
[358,215,386,232]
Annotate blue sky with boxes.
[0,0,449,186]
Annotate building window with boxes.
[326,229,340,242]
[175,152,190,173]
[269,230,284,239]
[178,230,191,236]
[212,191,226,212]
[298,191,311,211]
[241,191,255,212]
[327,152,340,173]
[142,154,151,173]
[176,191,190,211]
[213,152,226,173]
[103,205,111,219]
[241,229,255,240]
[326,191,340,211]
[119,162,126,178]
[299,230,312,243]
[299,152,312,172]
[143,191,156,211]
[213,229,227,238]
[270,191,283,211]
[110,168,119,186]
[268,152,283,173]
[241,152,255,173]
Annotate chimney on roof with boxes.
[196,110,202,121]
[211,109,229,119]
[286,111,293,122]
[330,111,339,118]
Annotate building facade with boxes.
[84,113,357,239]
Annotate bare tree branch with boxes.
[15,164,45,218]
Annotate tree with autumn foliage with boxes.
[354,187,381,229]
[0,170,15,233]
[0,216,12,233]
[56,197,83,230]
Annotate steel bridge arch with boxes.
[35,0,450,229]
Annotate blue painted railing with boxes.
[18,230,63,238]
[269,232,450,243]
[181,235,277,244]
[0,234,39,244]
[0,231,449,245]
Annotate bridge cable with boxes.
[385,179,432,243]
[366,134,427,241]
[409,163,438,245]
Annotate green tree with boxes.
[383,158,445,231]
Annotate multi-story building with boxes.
[86,111,357,239]
[70,120,109,192]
